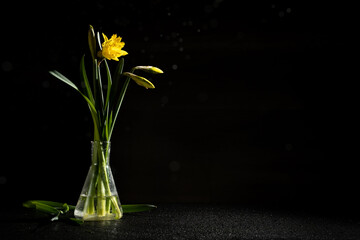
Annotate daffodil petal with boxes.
[102,33,108,42]
[120,50,128,56]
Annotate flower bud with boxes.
[88,25,96,60]
[134,66,164,74]
[123,72,155,89]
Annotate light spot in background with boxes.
[172,32,180,38]
[285,143,294,151]
[1,61,13,72]
[0,176,7,185]
[286,8,292,13]
[172,64,178,70]
[169,161,181,172]
[42,81,50,88]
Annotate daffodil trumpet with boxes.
[49,25,163,221]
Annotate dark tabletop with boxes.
[1,204,360,240]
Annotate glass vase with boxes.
[74,141,123,221]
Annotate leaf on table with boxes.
[122,204,157,213]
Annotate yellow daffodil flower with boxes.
[100,33,128,61]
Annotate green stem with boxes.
[97,143,121,218]
[82,141,121,219]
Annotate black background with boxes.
[1,1,358,217]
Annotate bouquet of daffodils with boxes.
[47,25,162,221]
[51,25,162,141]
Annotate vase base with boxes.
[74,194,123,221]
[76,213,122,221]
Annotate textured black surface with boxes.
[1,204,360,240]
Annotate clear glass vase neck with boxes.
[91,141,111,165]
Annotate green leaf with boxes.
[23,200,82,224]
[80,55,95,104]
[35,202,61,215]
[113,58,125,82]
[23,200,75,213]
[104,60,112,108]
[108,77,130,139]
[49,70,98,118]
[103,59,112,139]
[69,218,84,225]
[49,70,79,91]
[108,58,124,130]
[122,204,157,213]
[94,60,104,126]
[110,58,124,105]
